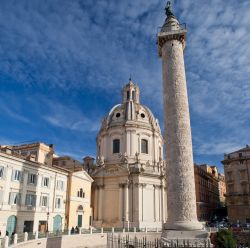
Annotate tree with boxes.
[216,229,237,248]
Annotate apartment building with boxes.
[194,164,223,221]
[0,142,93,235]
[222,145,250,224]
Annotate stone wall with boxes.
[12,232,161,248]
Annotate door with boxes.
[38,221,47,233]
[53,215,62,232]
[23,221,34,233]
[6,215,16,236]
[77,214,82,227]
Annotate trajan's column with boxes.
[157,2,210,244]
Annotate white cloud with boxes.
[0,0,250,160]
[42,99,100,133]
[0,95,30,123]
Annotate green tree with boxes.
[216,229,237,248]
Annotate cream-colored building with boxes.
[91,80,166,229]
[0,145,67,235]
[0,142,93,235]
[222,145,250,224]
[66,170,93,229]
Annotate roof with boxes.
[0,150,68,175]
[234,145,250,153]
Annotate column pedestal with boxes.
[161,230,212,247]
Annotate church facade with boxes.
[91,80,166,229]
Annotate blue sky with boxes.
[0,0,250,172]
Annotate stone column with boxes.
[124,183,129,222]
[158,186,161,221]
[126,130,130,156]
[158,14,202,230]
[98,186,103,221]
[94,187,98,221]
[119,183,124,222]
[153,185,156,221]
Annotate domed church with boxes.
[91,80,166,229]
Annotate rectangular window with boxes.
[9,192,21,205]
[41,195,48,207]
[12,170,22,181]
[25,194,36,206]
[55,197,62,209]
[0,166,4,178]
[227,171,233,181]
[127,91,130,100]
[28,173,37,185]
[56,180,64,191]
[228,184,234,193]
[113,139,120,154]
[141,139,148,154]
[132,91,135,100]
[240,170,246,180]
[42,177,49,187]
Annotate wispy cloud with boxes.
[0,94,30,123]
[42,99,100,132]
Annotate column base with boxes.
[164,220,203,231]
[92,220,103,228]
[161,230,213,247]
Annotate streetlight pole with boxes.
[46,212,50,234]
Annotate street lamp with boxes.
[46,212,50,234]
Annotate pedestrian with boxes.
[71,226,75,234]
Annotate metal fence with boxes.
[107,233,250,248]
[107,234,212,248]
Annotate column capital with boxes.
[119,182,129,188]
[136,183,146,188]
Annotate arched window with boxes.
[132,91,136,100]
[77,205,84,211]
[113,139,120,154]
[141,139,148,154]
[127,91,130,100]
[77,188,85,198]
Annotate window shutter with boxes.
[33,195,37,206]
[25,195,28,205]
[0,190,3,204]
[11,170,15,181]
[9,193,14,204]
[3,167,7,179]
[17,193,21,205]
[34,175,37,186]
[41,177,44,186]
[20,172,24,183]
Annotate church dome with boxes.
[101,80,161,133]
[96,79,164,167]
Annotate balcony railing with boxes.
[157,23,186,33]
